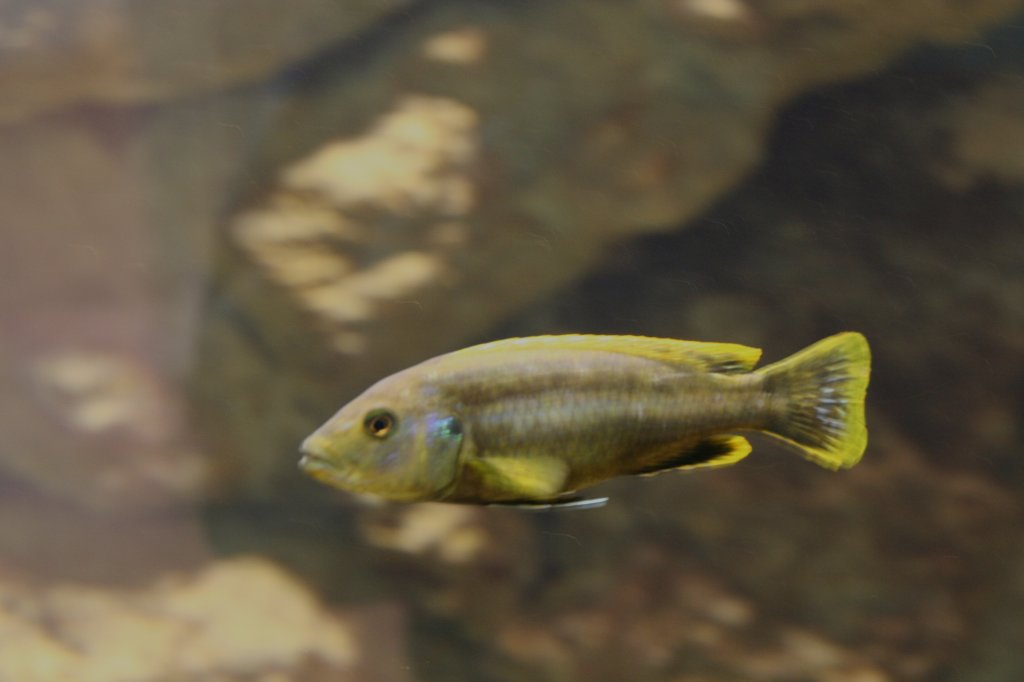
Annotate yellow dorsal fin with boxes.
[469,456,569,500]
[456,335,762,374]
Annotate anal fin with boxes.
[633,435,751,477]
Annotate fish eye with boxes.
[363,409,397,439]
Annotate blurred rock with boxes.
[0,0,414,124]
[0,23,294,509]
[0,484,209,585]
[358,502,541,626]
[234,94,476,357]
[0,108,223,511]
[493,547,894,682]
[194,0,1024,496]
[0,0,420,512]
[949,547,1024,681]
[362,503,489,564]
[933,74,1024,188]
[0,556,409,682]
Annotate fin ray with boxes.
[758,332,871,470]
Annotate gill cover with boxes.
[416,413,464,498]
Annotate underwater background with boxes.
[2,1,1023,680]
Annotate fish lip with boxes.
[298,452,324,470]
[299,433,331,464]
[298,450,336,475]
[298,436,333,474]
[298,443,364,489]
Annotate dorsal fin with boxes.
[454,335,762,374]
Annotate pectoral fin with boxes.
[632,435,751,477]
[469,456,569,500]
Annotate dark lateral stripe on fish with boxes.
[452,371,767,421]
[439,361,686,407]
[464,390,691,438]
[466,389,765,453]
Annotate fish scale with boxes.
[452,354,761,438]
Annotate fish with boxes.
[299,332,870,508]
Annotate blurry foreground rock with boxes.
[0,348,206,511]
[359,503,541,624]
[0,0,410,510]
[0,1,382,508]
[0,0,413,124]
[193,0,1024,495]
[0,557,408,682]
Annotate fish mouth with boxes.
[298,437,365,489]
[298,452,327,472]
[299,434,333,467]
[299,453,359,488]
[299,436,335,473]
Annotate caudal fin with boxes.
[757,332,871,470]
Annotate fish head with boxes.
[299,372,464,501]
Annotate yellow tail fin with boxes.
[757,332,871,470]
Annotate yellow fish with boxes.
[300,332,870,509]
